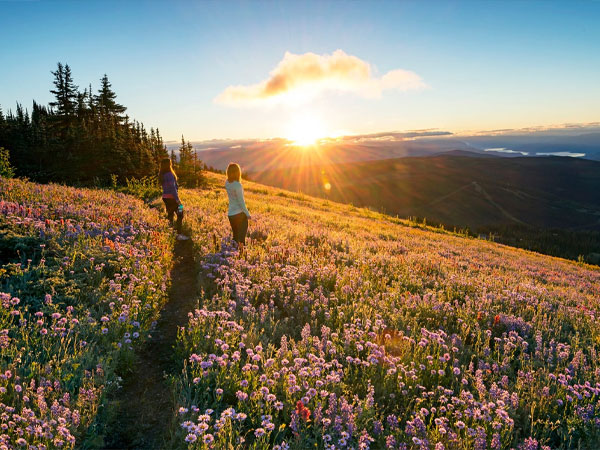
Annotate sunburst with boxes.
[285,113,328,146]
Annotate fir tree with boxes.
[95,74,126,120]
[0,62,169,184]
[49,63,78,117]
[49,63,79,144]
[176,136,203,187]
[179,135,192,166]
[154,128,168,161]
[87,84,95,111]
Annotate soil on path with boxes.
[98,238,197,449]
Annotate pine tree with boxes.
[177,135,191,185]
[176,136,203,187]
[154,128,168,161]
[30,101,50,174]
[49,63,79,143]
[0,106,8,169]
[179,135,192,165]
[2,62,169,184]
[76,89,89,118]
[95,74,126,121]
[0,147,15,178]
[170,148,176,166]
[49,63,78,117]
[87,84,94,110]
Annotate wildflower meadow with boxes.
[173,173,600,449]
[0,177,172,449]
[1,172,599,449]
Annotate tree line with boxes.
[475,223,600,264]
[0,62,204,186]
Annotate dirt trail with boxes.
[98,238,197,450]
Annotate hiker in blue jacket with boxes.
[159,158,189,240]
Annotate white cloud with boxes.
[215,49,426,107]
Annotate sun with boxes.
[285,113,328,146]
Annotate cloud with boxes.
[344,130,452,142]
[215,50,426,107]
[461,122,600,137]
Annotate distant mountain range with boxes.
[190,139,474,172]
[250,154,600,231]
[183,129,600,261]
[177,127,600,172]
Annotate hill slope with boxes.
[250,155,600,230]
[2,174,599,449]
[0,177,173,449]
[250,155,600,261]
[192,139,474,172]
[170,172,600,449]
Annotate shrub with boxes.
[120,175,162,202]
[0,147,15,178]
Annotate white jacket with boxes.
[225,181,251,218]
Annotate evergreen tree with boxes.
[0,62,170,184]
[154,128,168,161]
[30,101,50,175]
[76,89,89,118]
[179,135,192,166]
[176,136,203,187]
[49,63,78,117]
[95,74,126,120]
[49,63,79,146]
[9,103,33,172]
[87,84,95,111]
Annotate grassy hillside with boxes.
[2,173,600,449]
[250,155,600,230]
[171,172,600,449]
[0,177,173,448]
[250,155,600,262]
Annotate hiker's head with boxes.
[227,163,241,183]
[159,158,177,179]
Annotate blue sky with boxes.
[1,0,599,141]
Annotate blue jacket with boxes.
[161,172,180,204]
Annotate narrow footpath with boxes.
[97,238,198,449]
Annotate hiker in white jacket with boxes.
[225,163,251,256]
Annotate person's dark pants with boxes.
[228,212,248,245]
[163,198,183,233]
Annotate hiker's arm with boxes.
[237,184,251,219]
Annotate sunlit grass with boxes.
[171,172,600,449]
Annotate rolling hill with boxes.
[191,138,475,173]
[178,128,600,172]
[250,155,600,231]
[2,173,600,449]
[249,154,600,262]
[173,172,600,449]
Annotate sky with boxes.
[1,0,599,142]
